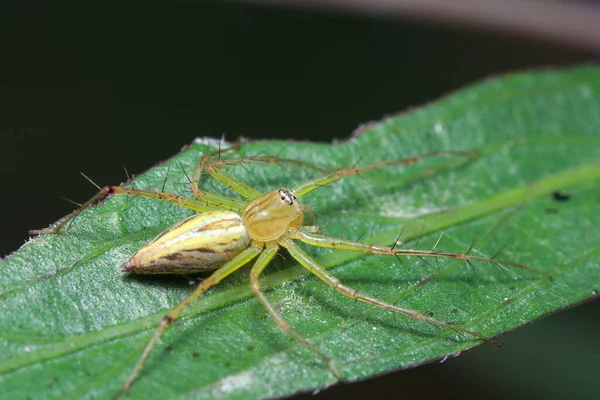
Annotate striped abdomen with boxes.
[122,211,250,274]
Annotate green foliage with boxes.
[1,66,599,399]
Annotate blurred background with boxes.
[4,1,599,399]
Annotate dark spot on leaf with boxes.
[247,345,255,352]
[48,376,58,387]
[418,277,429,285]
[545,208,558,214]
[552,191,571,202]
[224,361,232,368]
[192,352,199,358]
[164,346,173,353]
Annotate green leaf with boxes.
[2,65,599,400]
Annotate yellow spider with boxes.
[31,143,548,398]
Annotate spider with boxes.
[31,141,548,398]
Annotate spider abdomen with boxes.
[121,211,250,274]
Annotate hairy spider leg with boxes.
[292,150,478,197]
[30,185,245,235]
[191,145,330,200]
[281,240,500,345]
[249,243,342,378]
[189,148,475,226]
[113,244,264,400]
[289,230,552,279]
[31,143,332,236]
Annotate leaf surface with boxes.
[1,66,600,400]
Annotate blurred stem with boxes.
[242,0,600,52]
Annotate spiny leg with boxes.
[249,243,341,378]
[289,229,551,279]
[191,145,330,200]
[292,150,478,197]
[282,239,501,345]
[113,245,263,400]
[30,184,245,235]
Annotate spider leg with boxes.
[30,184,245,235]
[292,150,478,197]
[113,244,263,400]
[297,225,323,234]
[249,243,341,378]
[289,229,551,278]
[282,239,501,346]
[191,145,330,200]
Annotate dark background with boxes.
[4,2,599,399]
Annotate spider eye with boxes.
[277,188,295,205]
